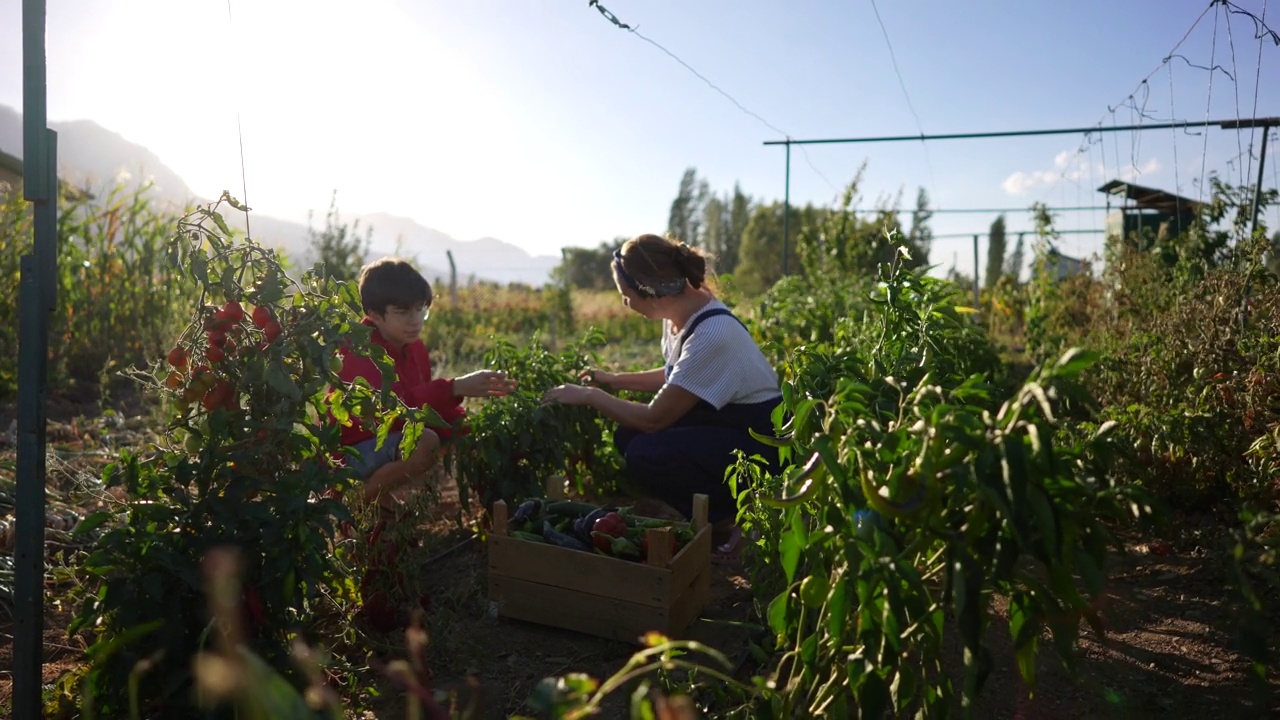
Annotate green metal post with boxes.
[16,2,53,718]
[782,140,791,276]
[1249,125,1270,239]
[972,235,980,307]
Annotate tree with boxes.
[736,202,821,295]
[722,183,752,274]
[984,214,1007,290]
[907,187,934,266]
[551,238,625,290]
[306,191,371,284]
[703,195,726,268]
[1005,231,1026,281]
[667,168,709,246]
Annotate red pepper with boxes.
[592,512,627,538]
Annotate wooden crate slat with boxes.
[667,525,712,598]
[489,534,673,606]
[668,561,712,639]
[489,575,672,644]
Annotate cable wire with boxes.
[1226,7,1246,188]
[588,1,839,195]
[1246,0,1269,189]
[1199,2,1221,202]
[867,0,938,199]
[225,0,252,239]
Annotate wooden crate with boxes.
[488,491,712,644]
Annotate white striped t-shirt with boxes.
[661,299,781,410]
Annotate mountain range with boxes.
[0,105,561,286]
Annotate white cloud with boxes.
[1002,150,1161,195]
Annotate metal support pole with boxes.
[972,234,980,307]
[782,140,791,276]
[16,2,53,718]
[1249,126,1270,239]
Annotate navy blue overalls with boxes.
[613,308,783,524]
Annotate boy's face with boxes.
[368,303,429,348]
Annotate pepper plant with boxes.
[725,245,1150,718]
[69,193,441,716]
[446,329,624,513]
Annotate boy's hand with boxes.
[453,370,516,398]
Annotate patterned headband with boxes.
[613,248,686,298]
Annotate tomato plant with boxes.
[68,193,439,716]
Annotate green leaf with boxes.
[191,253,209,285]
[856,668,889,720]
[1008,592,1039,690]
[1028,485,1059,559]
[778,525,798,586]
[265,361,302,401]
[827,572,849,640]
[767,591,791,636]
[209,210,232,238]
[84,619,165,661]
[1025,383,1055,423]
[72,510,114,537]
[221,267,237,299]
[800,633,819,665]
[233,645,324,718]
[254,272,286,305]
[1053,347,1099,380]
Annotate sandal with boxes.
[711,525,746,565]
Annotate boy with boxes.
[333,257,516,509]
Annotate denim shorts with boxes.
[344,431,403,479]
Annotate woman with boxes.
[541,233,783,560]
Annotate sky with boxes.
[1,0,1278,278]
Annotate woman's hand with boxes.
[541,383,599,407]
[579,369,616,388]
[453,370,517,398]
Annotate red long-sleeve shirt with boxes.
[332,319,466,447]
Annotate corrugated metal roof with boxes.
[1097,179,1202,214]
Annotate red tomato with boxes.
[251,305,273,328]
[205,345,225,363]
[263,320,282,343]
[166,346,188,370]
[222,301,245,323]
[201,380,234,411]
